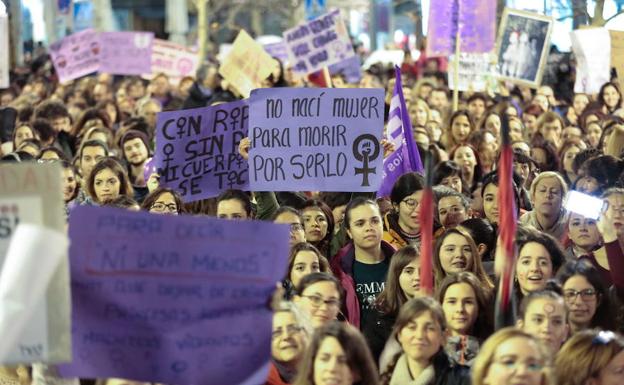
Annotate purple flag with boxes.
[427,0,496,57]
[154,100,249,202]
[377,66,423,198]
[59,206,290,385]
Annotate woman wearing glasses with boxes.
[293,273,344,329]
[472,328,552,385]
[556,259,614,335]
[140,187,183,215]
[383,172,426,249]
[555,330,624,385]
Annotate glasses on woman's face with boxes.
[401,198,420,212]
[150,202,177,213]
[302,294,340,308]
[563,288,597,302]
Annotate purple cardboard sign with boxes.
[248,87,384,192]
[329,55,362,83]
[60,206,290,385]
[426,0,496,57]
[154,100,249,202]
[99,31,154,75]
[263,42,289,63]
[49,29,101,83]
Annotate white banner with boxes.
[571,28,611,94]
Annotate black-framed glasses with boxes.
[401,198,420,211]
[151,202,177,213]
[302,294,340,308]
[563,288,597,302]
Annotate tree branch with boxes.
[605,10,624,23]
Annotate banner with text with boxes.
[219,30,275,98]
[99,31,154,75]
[571,28,611,94]
[154,100,249,202]
[248,87,384,192]
[448,53,498,92]
[49,29,101,83]
[0,163,70,365]
[284,9,355,76]
[146,39,199,82]
[59,206,290,385]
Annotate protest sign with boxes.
[146,39,199,82]
[263,41,290,63]
[49,29,101,83]
[0,4,8,89]
[59,206,290,385]
[0,163,70,365]
[219,30,275,98]
[427,0,496,57]
[284,9,355,76]
[610,30,624,91]
[99,31,154,75]
[448,53,498,92]
[248,87,384,192]
[571,28,611,94]
[154,100,249,202]
[329,55,362,84]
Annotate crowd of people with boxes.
[2,34,624,385]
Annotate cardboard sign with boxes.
[147,39,199,82]
[263,42,290,63]
[59,206,290,385]
[0,4,8,88]
[610,30,624,91]
[0,163,69,365]
[427,0,496,57]
[571,28,611,94]
[284,9,355,76]
[49,29,101,83]
[99,31,154,75]
[248,87,384,192]
[448,53,498,92]
[154,100,249,202]
[219,30,275,98]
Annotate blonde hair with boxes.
[529,171,568,201]
[554,329,624,385]
[472,327,553,385]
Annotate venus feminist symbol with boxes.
[352,134,380,187]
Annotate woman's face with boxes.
[593,350,624,385]
[313,336,354,385]
[442,282,478,336]
[576,175,600,194]
[520,297,568,354]
[347,203,383,249]
[451,115,471,143]
[271,311,306,363]
[217,199,248,220]
[303,208,329,242]
[516,242,553,295]
[295,281,340,328]
[485,114,501,137]
[586,123,602,148]
[397,310,444,364]
[568,213,600,250]
[479,132,498,167]
[93,168,121,203]
[149,192,178,215]
[62,168,78,203]
[509,119,524,142]
[439,233,474,275]
[441,175,463,193]
[523,114,538,134]
[483,183,499,224]
[482,336,545,385]
[399,258,421,299]
[563,146,581,174]
[603,85,621,109]
[14,125,34,148]
[290,250,321,289]
[453,146,477,176]
[532,177,563,217]
[563,274,599,328]
[395,191,423,234]
[274,211,306,247]
[411,102,429,126]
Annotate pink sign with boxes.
[49,29,101,83]
[146,39,199,82]
[99,31,154,75]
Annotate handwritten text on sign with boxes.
[59,206,290,385]
[49,29,101,83]
[155,100,249,202]
[284,9,355,76]
[248,87,384,192]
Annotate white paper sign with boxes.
[571,28,611,94]
[0,3,9,88]
[449,53,498,92]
